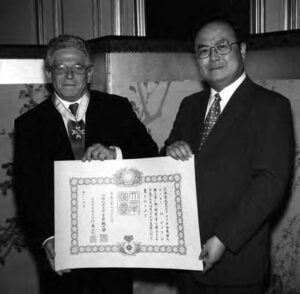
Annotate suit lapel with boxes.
[183,90,210,153]
[85,93,107,148]
[198,90,210,130]
[199,78,253,152]
[42,98,74,160]
[195,90,210,144]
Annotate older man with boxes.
[162,19,295,294]
[14,34,158,294]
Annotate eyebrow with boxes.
[195,39,234,50]
[196,44,209,49]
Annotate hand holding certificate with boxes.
[54,156,202,271]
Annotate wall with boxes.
[265,0,300,32]
[0,0,37,44]
[0,0,141,45]
[146,0,250,40]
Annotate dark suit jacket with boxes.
[163,77,295,286]
[14,90,158,246]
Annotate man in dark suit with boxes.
[14,34,158,294]
[162,19,295,293]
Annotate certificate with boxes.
[54,156,202,271]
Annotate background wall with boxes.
[0,0,143,45]
[0,0,38,44]
[265,0,300,32]
[1,0,300,45]
[145,0,250,40]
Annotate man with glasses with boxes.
[162,18,295,293]
[14,34,158,294]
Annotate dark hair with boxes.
[195,16,247,44]
[45,34,94,70]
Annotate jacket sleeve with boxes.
[14,116,52,245]
[160,98,189,155]
[116,98,158,159]
[215,96,295,253]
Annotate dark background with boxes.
[145,0,250,40]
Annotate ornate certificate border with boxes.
[69,168,186,256]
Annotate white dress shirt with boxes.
[205,72,246,118]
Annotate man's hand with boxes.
[166,141,192,161]
[199,236,226,273]
[43,237,71,276]
[82,143,116,161]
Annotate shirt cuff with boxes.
[42,236,54,248]
[110,146,123,159]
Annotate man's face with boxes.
[194,22,246,91]
[47,47,93,102]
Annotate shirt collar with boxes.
[53,92,90,122]
[56,94,83,108]
[210,72,246,103]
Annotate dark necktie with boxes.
[199,93,221,150]
[67,103,85,159]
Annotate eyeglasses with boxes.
[51,64,91,75]
[195,40,239,59]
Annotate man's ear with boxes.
[87,66,94,84]
[45,70,52,83]
[240,42,246,62]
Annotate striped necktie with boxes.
[199,93,221,150]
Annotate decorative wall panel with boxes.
[0,0,145,45]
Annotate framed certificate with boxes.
[55,156,202,271]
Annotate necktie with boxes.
[67,103,85,159]
[199,93,221,150]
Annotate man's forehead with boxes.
[195,22,236,44]
[52,47,84,56]
[51,48,88,63]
